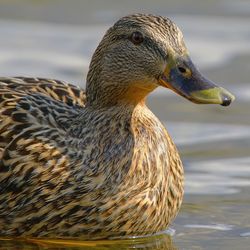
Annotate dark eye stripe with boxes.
[144,37,168,61]
[115,34,168,61]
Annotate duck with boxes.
[0,13,234,239]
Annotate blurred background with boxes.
[0,0,249,249]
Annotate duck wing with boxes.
[0,77,88,234]
[0,77,86,156]
[0,77,85,106]
[0,76,86,201]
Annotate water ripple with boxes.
[184,223,234,231]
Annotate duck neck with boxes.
[86,80,156,108]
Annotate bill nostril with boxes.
[178,66,186,74]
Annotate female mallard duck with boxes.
[0,14,234,239]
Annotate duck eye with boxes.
[130,31,144,45]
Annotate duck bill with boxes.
[159,56,235,106]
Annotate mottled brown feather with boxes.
[0,14,184,239]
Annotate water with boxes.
[0,1,249,249]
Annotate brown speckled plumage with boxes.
[0,14,188,239]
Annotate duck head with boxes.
[86,14,235,107]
